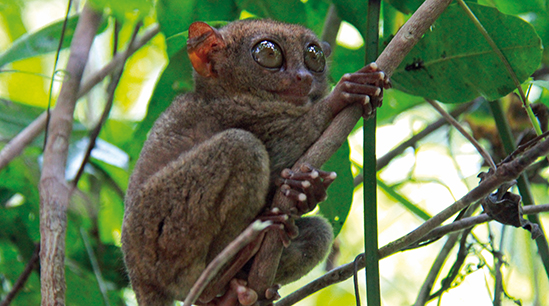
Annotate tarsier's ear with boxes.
[321,42,331,58]
[187,22,226,78]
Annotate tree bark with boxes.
[38,4,102,305]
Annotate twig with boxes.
[378,133,547,259]
[183,220,272,306]
[71,23,141,188]
[428,228,472,300]
[426,99,496,170]
[374,101,476,174]
[0,244,40,306]
[0,112,47,170]
[412,202,480,305]
[0,24,160,172]
[248,0,455,301]
[412,232,460,306]
[492,246,504,305]
[353,254,364,306]
[38,4,102,305]
[80,228,110,306]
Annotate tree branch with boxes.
[277,199,549,306]
[247,0,455,302]
[38,4,102,305]
[0,24,160,171]
[426,99,496,170]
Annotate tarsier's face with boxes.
[215,20,331,105]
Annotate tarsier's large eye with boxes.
[304,44,325,72]
[252,40,283,69]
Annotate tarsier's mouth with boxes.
[272,86,312,106]
[271,91,309,106]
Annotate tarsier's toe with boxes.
[232,279,258,306]
[264,284,282,301]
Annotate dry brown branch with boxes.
[248,0,455,302]
[277,199,549,306]
[38,4,102,305]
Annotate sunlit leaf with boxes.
[0,15,108,68]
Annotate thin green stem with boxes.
[364,0,381,305]
[377,179,432,221]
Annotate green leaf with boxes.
[0,242,41,306]
[331,0,368,37]
[129,47,194,164]
[391,3,543,104]
[236,0,307,25]
[319,141,354,237]
[157,0,238,38]
[303,0,330,36]
[385,0,425,14]
[0,15,108,68]
[0,99,44,145]
[89,0,152,21]
[481,0,545,14]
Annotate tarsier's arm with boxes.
[246,65,391,305]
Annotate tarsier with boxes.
[122,19,390,306]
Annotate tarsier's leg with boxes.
[255,165,335,298]
[275,216,334,285]
[122,129,270,306]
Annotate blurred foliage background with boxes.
[1,0,549,305]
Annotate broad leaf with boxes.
[391,3,542,104]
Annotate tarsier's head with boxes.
[187,19,331,106]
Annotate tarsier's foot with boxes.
[203,279,257,306]
[259,208,298,245]
[277,163,337,215]
[264,284,281,301]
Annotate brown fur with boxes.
[122,19,386,306]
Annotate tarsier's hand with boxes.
[277,163,337,216]
[327,62,392,118]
